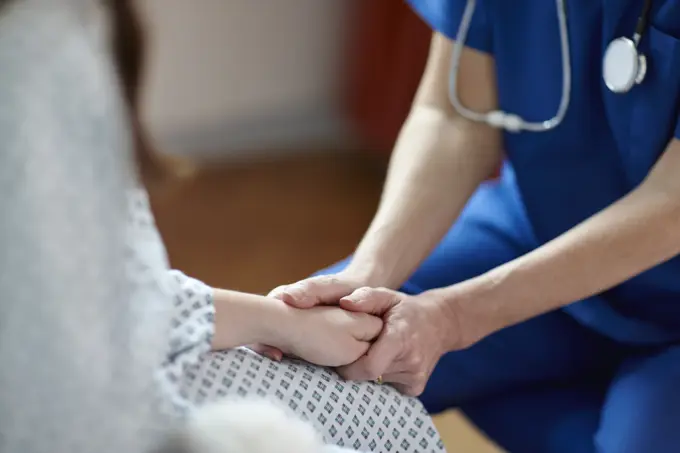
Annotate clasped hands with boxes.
[255,272,459,397]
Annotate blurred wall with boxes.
[138,0,354,158]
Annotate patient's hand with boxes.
[272,305,383,367]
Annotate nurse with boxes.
[266,0,680,452]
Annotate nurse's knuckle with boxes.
[354,286,375,298]
[297,278,315,291]
[323,275,345,287]
[405,330,422,351]
[406,354,423,371]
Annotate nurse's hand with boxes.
[336,287,457,397]
[267,273,366,308]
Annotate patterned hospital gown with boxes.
[128,189,447,453]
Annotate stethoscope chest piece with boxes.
[603,37,647,93]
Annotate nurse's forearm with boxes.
[345,106,501,289]
[440,142,680,346]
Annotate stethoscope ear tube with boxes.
[634,0,654,44]
[448,0,571,133]
[448,0,654,132]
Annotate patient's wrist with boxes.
[254,298,302,349]
[211,289,293,350]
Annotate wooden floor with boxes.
[148,151,502,453]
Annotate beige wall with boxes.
[138,0,353,157]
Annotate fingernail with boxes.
[280,292,297,305]
[284,286,308,304]
[271,287,288,300]
[284,288,301,298]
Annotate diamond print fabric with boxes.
[179,348,446,453]
[124,184,447,452]
[129,188,448,452]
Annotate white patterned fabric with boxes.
[127,189,446,453]
[179,349,447,453]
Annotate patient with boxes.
[0,1,445,452]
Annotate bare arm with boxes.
[438,139,680,347]
[345,33,503,289]
[211,289,287,350]
[210,288,381,365]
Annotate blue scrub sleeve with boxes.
[407,0,493,54]
[675,116,680,140]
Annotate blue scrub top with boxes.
[408,0,680,344]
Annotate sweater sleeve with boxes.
[0,2,169,452]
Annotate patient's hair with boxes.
[0,0,179,183]
[109,0,169,182]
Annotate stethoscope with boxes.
[449,0,654,132]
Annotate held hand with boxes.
[249,273,367,361]
[336,287,459,397]
[275,305,384,367]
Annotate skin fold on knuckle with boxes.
[347,313,367,335]
[340,293,363,309]
[370,316,384,335]
[375,287,393,296]
[355,286,374,299]
[347,315,381,340]
[326,275,347,287]
[298,279,315,293]
[406,354,422,371]
[352,341,371,361]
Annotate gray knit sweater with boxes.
[0,2,174,451]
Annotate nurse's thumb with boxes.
[339,287,400,316]
[269,275,359,309]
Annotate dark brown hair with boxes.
[110,0,195,183]
[109,0,167,182]
[0,0,186,182]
